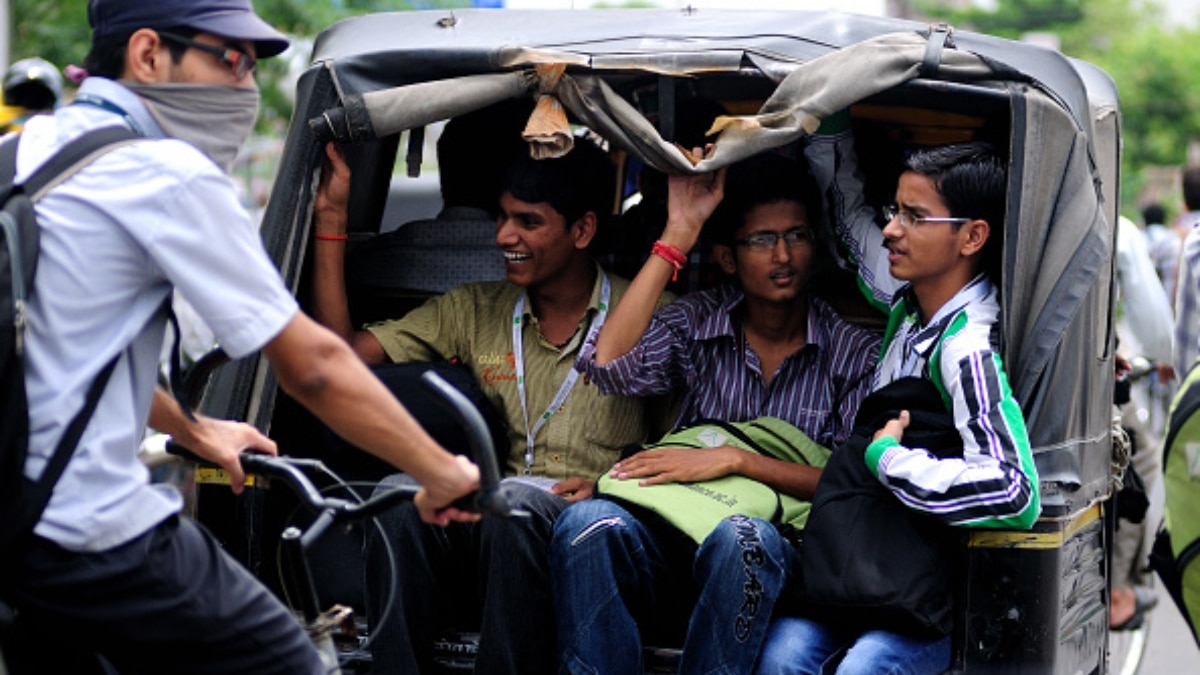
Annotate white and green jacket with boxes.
[804,129,1041,531]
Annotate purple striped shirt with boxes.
[579,285,881,448]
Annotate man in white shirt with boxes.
[6,2,478,673]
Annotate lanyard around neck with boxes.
[512,273,611,473]
[72,93,147,137]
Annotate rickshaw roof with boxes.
[311,8,1098,131]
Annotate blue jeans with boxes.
[550,500,794,675]
[755,616,951,675]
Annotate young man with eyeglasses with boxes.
[549,153,879,675]
[4,2,480,673]
[753,117,1040,674]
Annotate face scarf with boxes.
[123,82,259,174]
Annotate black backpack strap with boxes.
[0,135,19,186]
[12,126,141,531]
[20,126,140,201]
[28,354,119,494]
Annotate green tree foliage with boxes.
[918,0,1084,36]
[9,0,91,71]
[8,0,469,130]
[925,0,1200,212]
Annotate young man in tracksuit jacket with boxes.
[756,115,1041,675]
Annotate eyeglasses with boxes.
[158,32,257,80]
[881,204,970,229]
[735,228,814,251]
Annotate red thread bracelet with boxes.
[651,241,687,282]
[314,232,348,241]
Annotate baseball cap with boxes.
[88,0,290,58]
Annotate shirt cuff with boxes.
[864,435,899,479]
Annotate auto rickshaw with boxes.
[191,8,1122,674]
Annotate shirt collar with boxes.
[694,284,743,340]
[904,274,992,347]
[78,77,166,139]
[520,260,607,321]
[694,284,828,353]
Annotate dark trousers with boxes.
[4,516,323,675]
[364,478,567,675]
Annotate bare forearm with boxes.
[311,141,355,343]
[594,255,675,364]
[148,386,189,438]
[736,452,822,501]
[310,236,354,342]
[595,204,704,365]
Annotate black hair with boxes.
[707,152,823,246]
[438,99,535,218]
[905,141,1007,279]
[1142,202,1166,227]
[504,135,615,229]
[1184,166,1200,212]
[904,141,1007,230]
[82,25,197,79]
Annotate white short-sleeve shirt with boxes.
[21,77,298,551]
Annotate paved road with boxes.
[1139,585,1199,673]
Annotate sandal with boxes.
[1111,586,1158,631]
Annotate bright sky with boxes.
[501,0,1200,27]
[502,0,886,13]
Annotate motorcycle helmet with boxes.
[4,57,63,111]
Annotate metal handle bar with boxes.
[239,453,420,520]
[169,349,526,519]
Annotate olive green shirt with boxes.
[367,267,664,480]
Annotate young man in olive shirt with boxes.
[312,136,666,674]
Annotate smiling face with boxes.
[714,199,814,305]
[495,190,594,289]
[882,171,988,308]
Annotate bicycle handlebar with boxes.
[241,453,421,520]
[168,354,527,520]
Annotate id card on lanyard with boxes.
[512,273,611,474]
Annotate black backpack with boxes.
[793,377,966,639]
[0,126,139,564]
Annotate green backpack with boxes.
[1154,359,1200,646]
[595,417,830,543]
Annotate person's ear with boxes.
[124,29,169,83]
[960,218,989,257]
[713,244,737,275]
[572,211,597,250]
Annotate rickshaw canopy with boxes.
[269,9,1117,516]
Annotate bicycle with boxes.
[166,366,523,675]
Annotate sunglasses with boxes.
[158,32,257,80]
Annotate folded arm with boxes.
[867,350,1040,530]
